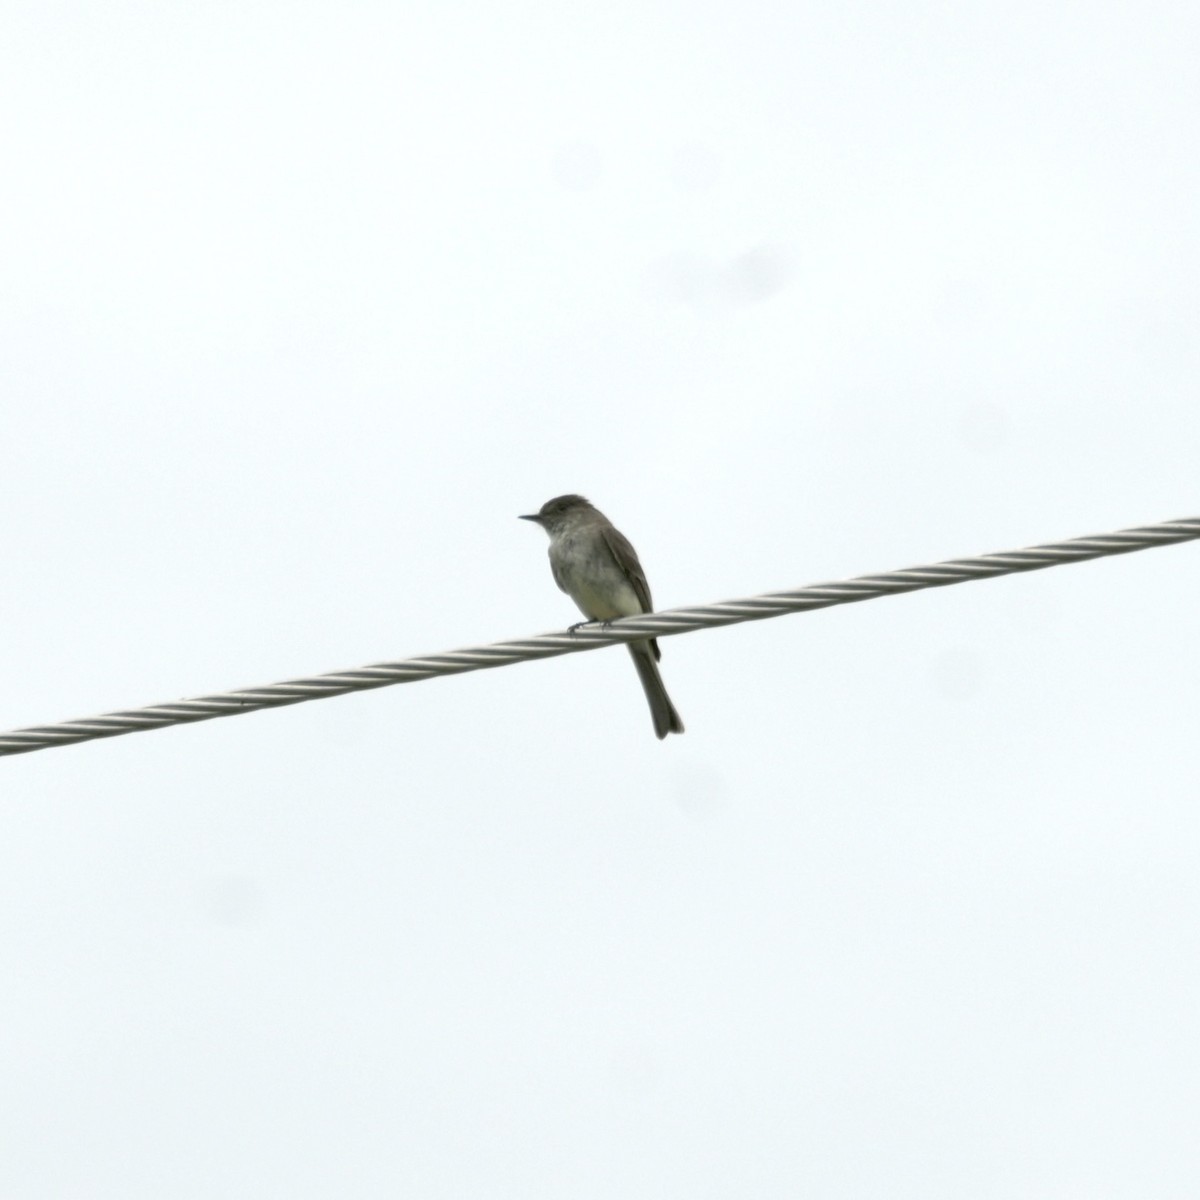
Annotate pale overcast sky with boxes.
[3,2,1200,1196]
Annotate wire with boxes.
[2,516,1197,758]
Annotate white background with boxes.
[3,2,1199,1196]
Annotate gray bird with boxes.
[520,495,684,739]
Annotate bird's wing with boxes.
[605,526,664,662]
[601,526,663,662]
[600,525,653,614]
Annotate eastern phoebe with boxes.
[520,495,685,739]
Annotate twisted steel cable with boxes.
[2,516,1197,758]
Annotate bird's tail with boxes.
[627,642,685,740]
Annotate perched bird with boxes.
[520,495,684,739]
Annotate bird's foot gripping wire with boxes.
[567,619,612,635]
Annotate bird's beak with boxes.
[518,513,541,523]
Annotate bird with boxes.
[520,494,684,739]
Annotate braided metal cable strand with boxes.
[2,516,1197,758]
